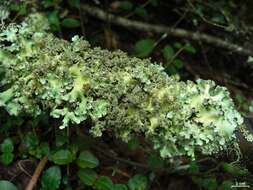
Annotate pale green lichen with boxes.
[0,14,245,159]
[239,124,253,142]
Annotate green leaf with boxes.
[13,4,27,16]
[222,163,249,177]
[55,133,68,147]
[0,180,17,190]
[0,153,14,165]
[119,1,133,11]
[187,161,199,174]
[47,11,60,31]
[192,176,218,190]
[62,175,70,186]
[94,176,114,190]
[73,135,94,150]
[165,64,178,75]
[76,150,99,168]
[149,0,158,6]
[134,39,155,58]
[128,174,148,190]
[26,142,49,159]
[69,143,79,157]
[211,15,226,24]
[114,184,128,190]
[174,42,183,49]
[219,180,233,190]
[24,132,39,150]
[201,178,217,190]
[1,138,14,153]
[184,43,197,54]
[134,7,148,19]
[42,0,55,8]
[62,18,80,28]
[77,168,98,186]
[41,166,61,190]
[40,142,50,156]
[51,150,74,165]
[191,176,203,187]
[9,3,21,12]
[147,154,164,169]
[173,59,184,69]
[127,138,139,151]
[68,0,80,8]
[162,45,174,60]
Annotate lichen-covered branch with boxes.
[0,14,244,159]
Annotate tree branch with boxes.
[25,156,48,190]
[81,4,252,56]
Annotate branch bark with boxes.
[81,4,252,56]
[25,156,48,190]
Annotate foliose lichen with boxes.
[0,14,245,159]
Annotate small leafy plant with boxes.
[0,138,14,165]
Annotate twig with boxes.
[79,8,86,37]
[75,127,223,175]
[81,4,252,56]
[25,156,48,190]
[125,0,150,18]
[18,160,33,178]
[167,44,186,65]
[186,0,227,29]
[94,146,150,169]
[94,145,193,174]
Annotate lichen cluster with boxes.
[0,14,244,159]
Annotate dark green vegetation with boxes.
[0,1,253,190]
